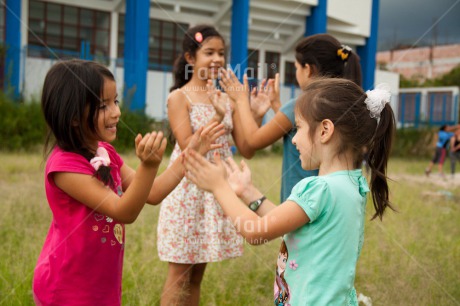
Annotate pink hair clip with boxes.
[90,147,111,171]
[195,32,203,43]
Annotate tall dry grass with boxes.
[0,153,459,305]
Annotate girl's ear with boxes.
[319,119,334,143]
[304,63,317,78]
[184,52,195,65]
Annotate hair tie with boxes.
[90,147,111,171]
[337,45,352,61]
[194,32,203,43]
[364,84,391,120]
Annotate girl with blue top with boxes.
[219,34,362,202]
[184,78,396,305]
[425,124,459,177]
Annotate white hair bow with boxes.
[364,84,391,120]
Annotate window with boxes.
[265,51,280,79]
[398,93,418,123]
[247,49,259,79]
[284,61,298,87]
[118,16,187,71]
[28,0,110,59]
[428,92,454,123]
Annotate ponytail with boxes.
[94,165,115,188]
[367,104,396,220]
[344,52,362,88]
[89,146,115,188]
[170,54,192,92]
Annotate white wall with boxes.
[375,69,400,121]
[327,0,371,37]
[23,58,172,120]
[23,57,56,101]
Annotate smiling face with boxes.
[192,37,225,80]
[292,113,320,170]
[86,78,120,149]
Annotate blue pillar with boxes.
[400,94,405,128]
[305,0,327,36]
[4,0,21,99]
[124,0,150,111]
[415,93,421,128]
[357,0,379,90]
[454,95,459,124]
[442,94,446,124]
[230,0,249,80]
[429,94,435,125]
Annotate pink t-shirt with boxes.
[33,142,125,306]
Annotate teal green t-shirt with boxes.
[279,98,318,203]
[274,170,369,306]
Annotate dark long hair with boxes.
[42,59,115,186]
[295,34,362,87]
[170,24,224,92]
[296,78,395,220]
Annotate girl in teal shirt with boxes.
[184,78,395,305]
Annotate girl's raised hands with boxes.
[249,78,271,118]
[187,121,226,155]
[207,80,227,121]
[184,150,227,193]
[135,131,167,168]
[267,73,281,113]
[219,69,249,102]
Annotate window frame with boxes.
[118,16,188,71]
[284,61,299,87]
[27,0,111,59]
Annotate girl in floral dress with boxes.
[157,25,261,306]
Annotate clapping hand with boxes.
[186,122,225,155]
[207,80,227,122]
[184,150,227,193]
[222,157,253,198]
[249,78,271,119]
[135,131,167,168]
[267,73,281,113]
[219,69,249,103]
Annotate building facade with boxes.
[377,44,460,82]
[2,0,379,119]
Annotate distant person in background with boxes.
[425,125,459,177]
[449,128,460,178]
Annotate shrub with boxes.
[392,127,435,158]
[112,109,174,154]
[0,95,46,151]
[0,95,171,154]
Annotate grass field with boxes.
[0,152,459,305]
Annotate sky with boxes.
[377,0,460,50]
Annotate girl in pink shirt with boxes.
[33,59,223,305]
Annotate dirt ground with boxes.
[391,172,460,189]
[390,171,460,205]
